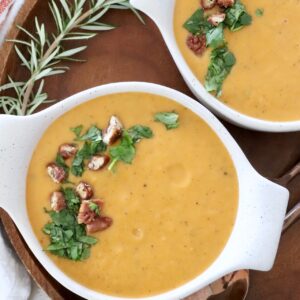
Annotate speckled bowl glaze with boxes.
[0,82,288,300]
[130,0,300,132]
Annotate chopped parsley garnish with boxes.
[205,46,236,96]
[184,9,225,49]
[55,153,69,177]
[206,24,225,49]
[154,112,179,130]
[71,141,104,176]
[89,202,100,215]
[108,125,153,171]
[224,0,252,31]
[128,125,154,143]
[69,123,154,174]
[76,125,102,142]
[61,187,80,212]
[43,188,97,261]
[184,9,211,35]
[183,0,252,96]
[108,131,136,171]
[44,114,178,261]
[255,8,264,17]
[70,126,106,177]
[70,125,83,139]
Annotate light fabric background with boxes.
[0,0,50,299]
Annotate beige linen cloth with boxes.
[0,1,49,299]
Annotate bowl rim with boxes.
[129,0,300,132]
[0,82,288,300]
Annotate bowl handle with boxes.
[235,174,289,271]
[129,0,175,30]
[0,115,37,217]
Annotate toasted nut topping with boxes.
[208,13,226,26]
[47,163,67,183]
[217,0,234,8]
[88,155,110,171]
[201,0,217,10]
[75,181,93,200]
[59,143,77,159]
[186,34,207,56]
[50,191,66,212]
[103,116,123,145]
[86,216,113,234]
[77,199,104,224]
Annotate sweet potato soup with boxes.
[174,0,300,121]
[26,92,238,297]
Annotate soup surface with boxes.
[27,92,238,297]
[174,0,300,121]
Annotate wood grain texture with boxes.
[1,0,300,299]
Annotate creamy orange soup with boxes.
[174,0,300,121]
[27,93,238,297]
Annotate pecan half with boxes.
[88,155,110,171]
[103,116,123,145]
[208,13,226,26]
[47,163,67,183]
[77,199,104,224]
[86,216,113,234]
[50,191,66,212]
[201,0,217,10]
[186,34,207,56]
[75,181,94,200]
[217,0,234,8]
[58,143,77,159]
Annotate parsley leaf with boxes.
[255,8,264,17]
[154,112,179,130]
[127,125,153,143]
[108,125,154,171]
[55,153,69,178]
[225,0,252,31]
[108,131,136,171]
[205,46,236,96]
[62,187,81,212]
[206,24,225,49]
[89,202,100,215]
[71,142,90,176]
[77,236,98,245]
[76,126,102,142]
[184,9,211,35]
[70,125,83,139]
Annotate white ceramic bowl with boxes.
[129,0,300,132]
[0,82,289,300]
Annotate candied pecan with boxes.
[47,163,67,183]
[50,191,66,212]
[86,216,113,234]
[77,199,104,224]
[58,143,77,159]
[208,13,226,26]
[76,181,94,200]
[103,116,123,145]
[88,155,110,171]
[217,0,234,8]
[186,34,207,56]
[201,0,217,10]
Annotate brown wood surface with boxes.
[1,0,300,299]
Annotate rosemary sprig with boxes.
[0,0,143,116]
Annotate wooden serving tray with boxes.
[1,1,300,299]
